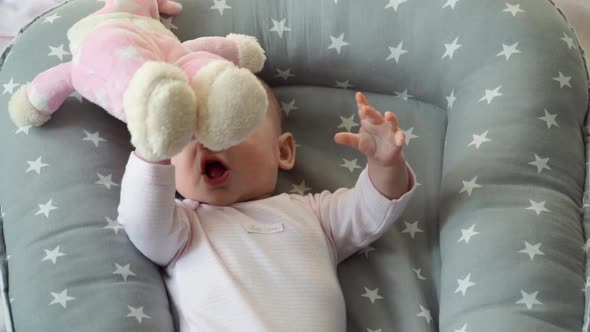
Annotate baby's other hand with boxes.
[334,92,406,167]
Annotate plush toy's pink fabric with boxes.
[25,0,243,122]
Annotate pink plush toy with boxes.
[8,0,268,161]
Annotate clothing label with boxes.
[243,223,284,234]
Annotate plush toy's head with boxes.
[7,0,268,161]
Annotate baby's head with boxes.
[172,79,296,206]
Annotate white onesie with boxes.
[118,152,416,331]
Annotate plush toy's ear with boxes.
[158,0,183,16]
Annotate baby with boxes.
[117,80,416,331]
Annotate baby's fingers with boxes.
[384,111,399,130]
[334,132,360,150]
[394,129,406,147]
[359,105,384,125]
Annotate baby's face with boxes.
[172,87,295,206]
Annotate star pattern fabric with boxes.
[0,0,589,331]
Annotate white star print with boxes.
[459,176,482,196]
[516,290,542,310]
[96,173,119,190]
[36,199,58,218]
[413,268,427,280]
[458,224,480,244]
[385,0,408,12]
[114,0,140,12]
[443,0,460,9]
[16,126,32,135]
[395,89,413,101]
[478,85,503,104]
[526,200,550,216]
[442,36,462,60]
[340,158,362,173]
[82,130,107,147]
[386,41,408,63]
[328,33,350,54]
[455,273,476,296]
[561,32,575,49]
[416,305,432,324]
[446,89,456,110]
[113,263,136,281]
[48,44,70,61]
[290,181,311,195]
[519,241,544,261]
[455,323,468,332]
[105,217,124,234]
[274,68,295,80]
[358,245,375,259]
[401,127,418,145]
[361,287,384,304]
[497,42,521,60]
[582,239,590,253]
[43,13,61,24]
[26,156,50,174]
[0,205,5,218]
[553,71,572,88]
[503,3,524,16]
[538,109,558,128]
[2,78,19,95]
[49,289,75,309]
[401,220,424,239]
[338,114,359,132]
[160,17,178,30]
[270,19,291,38]
[280,99,298,116]
[210,0,231,15]
[42,245,66,264]
[335,80,353,89]
[528,154,551,173]
[127,305,151,323]
[467,130,491,149]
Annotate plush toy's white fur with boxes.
[226,33,267,74]
[191,60,268,151]
[8,85,51,127]
[124,61,197,161]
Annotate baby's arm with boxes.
[117,151,190,266]
[305,92,416,262]
[300,165,415,263]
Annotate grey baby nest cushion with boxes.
[1,0,589,331]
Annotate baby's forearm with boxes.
[367,156,412,200]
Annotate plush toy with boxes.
[8,0,268,161]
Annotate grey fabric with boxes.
[0,0,589,332]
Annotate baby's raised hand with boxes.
[334,92,406,167]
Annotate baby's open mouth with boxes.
[201,158,230,185]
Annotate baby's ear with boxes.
[278,132,296,170]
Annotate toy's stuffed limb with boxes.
[157,0,183,16]
[8,62,74,127]
[125,61,197,161]
[182,34,266,73]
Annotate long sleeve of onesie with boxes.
[117,152,191,266]
[295,164,417,263]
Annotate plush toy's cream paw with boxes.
[124,61,196,161]
[191,60,268,151]
[8,85,51,127]
[226,33,266,73]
